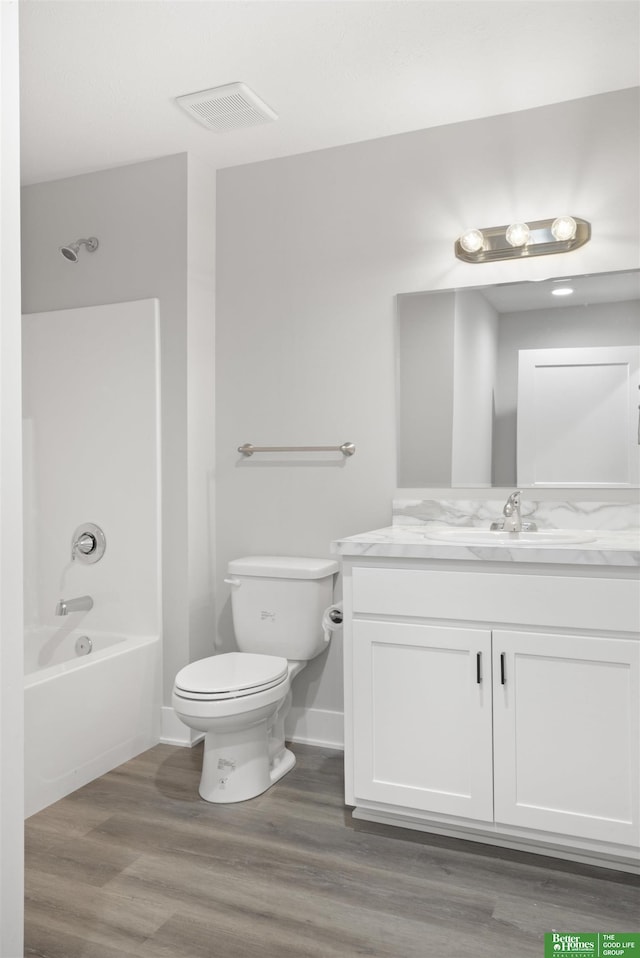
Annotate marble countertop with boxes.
[332,525,640,567]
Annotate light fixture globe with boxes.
[551,216,578,241]
[458,229,485,254]
[505,222,531,248]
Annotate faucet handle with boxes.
[73,533,97,556]
[71,523,106,563]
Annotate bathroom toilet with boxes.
[172,555,338,803]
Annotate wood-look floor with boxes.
[25,743,639,958]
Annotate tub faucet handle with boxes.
[70,523,106,564]
[73,533,97,556]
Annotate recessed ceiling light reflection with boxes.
[551,287,574,297]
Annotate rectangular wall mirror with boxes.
[396,269,640,489]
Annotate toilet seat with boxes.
[174,652,289,702]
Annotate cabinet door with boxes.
[493,631,640,845]
[352,620,493,821]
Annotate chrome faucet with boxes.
[55,595,93,616]
[490,491,538,533]
[501,490,522,532]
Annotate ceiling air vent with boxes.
[176,82,278,132]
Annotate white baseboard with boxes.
[285,706,344,750]
[160,706,203,747]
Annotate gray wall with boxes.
[216,88,640,718]
[452,290,498,487]
[398,291,455,487]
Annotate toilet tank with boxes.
[227,556,338,661]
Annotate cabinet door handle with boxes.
[476,652,482,684]
[500,652,506,685]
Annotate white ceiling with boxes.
[19,0,640,186]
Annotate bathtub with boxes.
[24,627,161,817]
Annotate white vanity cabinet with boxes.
[493,629,638,846]
[352,619,494,820]
[342,558,640,871]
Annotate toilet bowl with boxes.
[172,652,295,803]
[172,556,338,803]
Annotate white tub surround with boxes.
[334,500,640,873]
[22,299,162,815]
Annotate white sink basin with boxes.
[422,528,596,546]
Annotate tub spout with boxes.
[55,595,93,616]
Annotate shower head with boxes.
[59,237,99,262]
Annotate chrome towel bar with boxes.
[238,442,355,457]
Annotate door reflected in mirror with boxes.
[396,270,640,489]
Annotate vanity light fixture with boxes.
[454,216,590,263]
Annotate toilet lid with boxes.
[174,652,288,700]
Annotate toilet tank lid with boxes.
[228,556,339,579]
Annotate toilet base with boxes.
[198,713,296,804]
[270,745,296,786]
